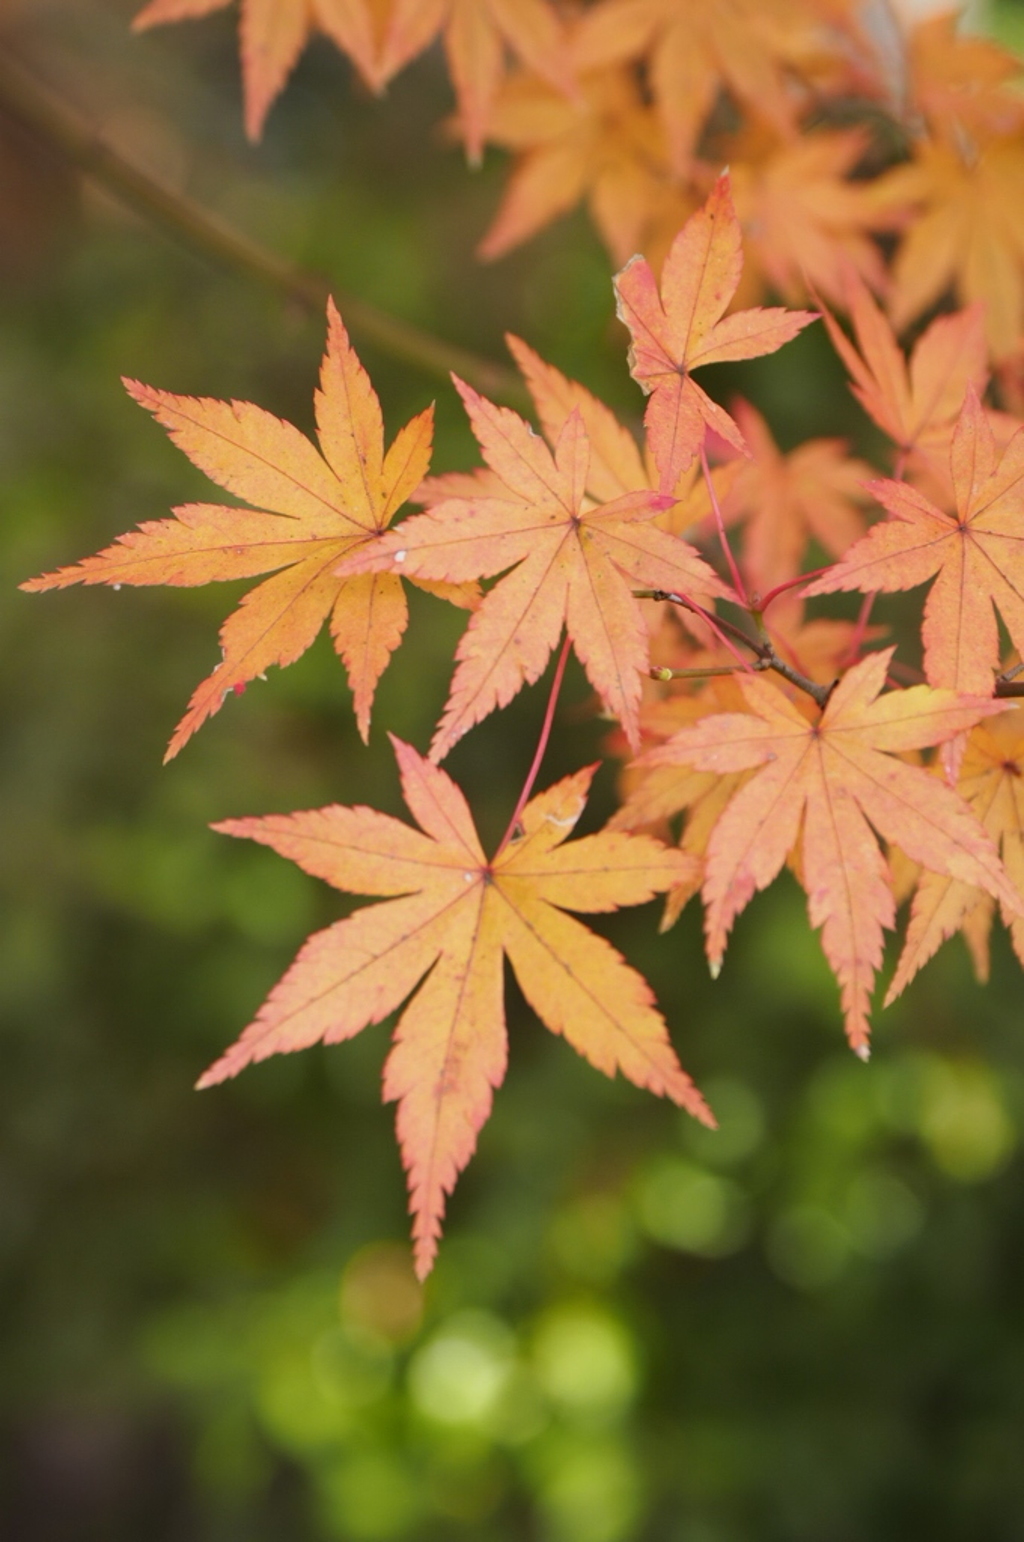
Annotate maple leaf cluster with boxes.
[26,1,1024,1274]
[132,0,1024,363]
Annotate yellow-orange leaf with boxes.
[806,388,1024,694]
[340,371,727,760]
[726,128,889,308]
[886,708,1024,1001]
[870,133,1024,361]
[819,264,988,464]
[133,0,384,140]
[201,738,710,1276]
[906,11,1024,145]
[576,0,831,174]
[379,0,575,165]
[725,398,870,596]
[22,302,473,760]
[476,56,668,265]
[641,650,1018,1053]
[613,173,816,493]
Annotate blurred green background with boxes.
[4,2,1024,1538]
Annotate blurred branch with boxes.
[0,49,528,406]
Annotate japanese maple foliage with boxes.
[203,738,710,1278]
[22,302,475,761]
[612,173,816,493]
[133,0,387,141]
[26,4,1024,1280]
[339,374,726,760]
[807,387,1024,695]
[633,651,1018,1055]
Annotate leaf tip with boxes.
[194,1058,231,1091]
[411,1239,437,1282]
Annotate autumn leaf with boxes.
[725,128,889,309]
[22,301,474,761]
[610,604,880,929]
[613,173,817,495]
[505,334,742,546]
[723,398,870,596]
[905,10,1024,144]
[339,372,727,760]
[819,264,988,466]
[201,737,710,1276]
[132,0,384,141]
[639,649,1018,1052]
[378,0,575,165]
[505,334,649,502]
[869,131,1024,360]
[806,388,1024,694]
[574,0,832,175]
[476,55,669,265]
[610,683,751,931]
[886,708,1024,1001]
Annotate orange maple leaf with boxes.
[22,302,473,761]
[725,128,889,308]
[904,10,1024,144]
[806,388,1024,694]
[476,56,669,265]
[613,173,817,495]
[341,372,727,760]
[610,684,751,932]
[639,649,1018,1052]
[132,0,384,141]
[819,264,988,467]
[610,606,882,928]
[723,398,870,596]
[378,0,575,165]
[869,131,1024,360]
[201,738,710,1276]
[574,0,835,175]
[886,707,1024,1000]
[504,334,742,546]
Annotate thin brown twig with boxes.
[651,663,767,681]
[0,48,529,406]
[643,589,836,708]
[662,592,758,672]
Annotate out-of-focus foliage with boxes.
[4,1,1024,1538]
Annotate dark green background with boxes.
[4,2,1024,1537]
